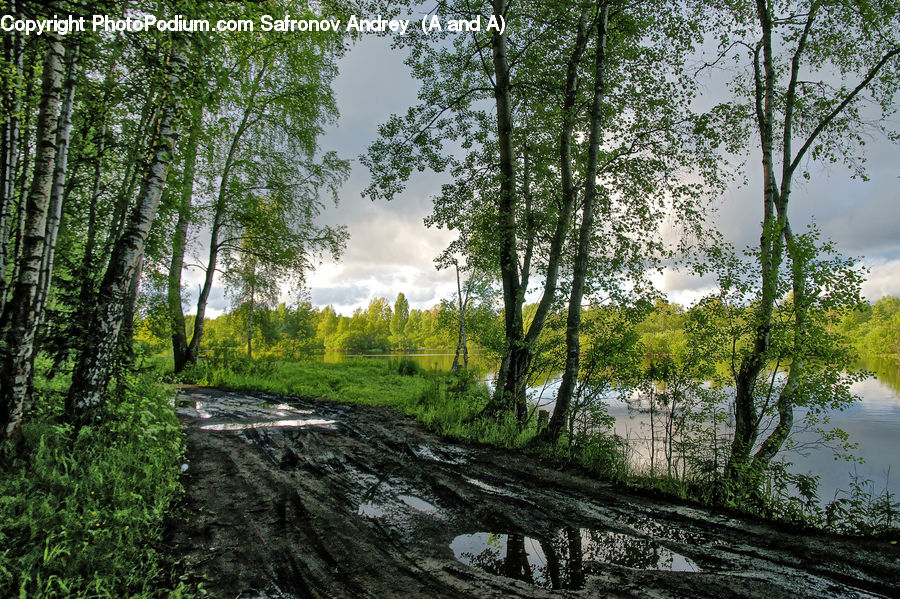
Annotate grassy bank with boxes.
[0,370,189,598]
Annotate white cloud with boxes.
[861,258,900,301]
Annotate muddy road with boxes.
[166,386,899,598]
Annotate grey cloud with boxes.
[311,284,372,308]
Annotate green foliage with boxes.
[140,293,485,358]
[0,374,188,598]
[837,296,900,360]
[825,472,900,535]
[392,356,422,377]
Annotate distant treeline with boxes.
[137,292,900,364]
[137,292,496,356]
[834,296,900,359]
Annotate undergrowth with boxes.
[0,369,190,598]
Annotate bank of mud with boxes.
[165,386,899,598]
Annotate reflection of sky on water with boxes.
[523,365,900,502]
[847,376,900,416]
[321,352,900,501]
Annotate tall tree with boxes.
[0,0,24,316]
[67,41,189,420]
[169,4,349,372]
[367,0,608,425]
[545,3,610,441]
[707,0,900,487]
[0,33,64,440]
[390,292,410,347]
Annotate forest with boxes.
[0,0,898,597]
[135,292,900,363]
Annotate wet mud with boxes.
[165,386,899,598]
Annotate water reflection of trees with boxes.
[859,356,900,396]
[458,528,694,590]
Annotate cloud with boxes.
[861,258,900,301]
[310,284,372,309]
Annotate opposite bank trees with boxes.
[366,0,720,429]
[704,0,900,491]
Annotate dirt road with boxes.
[165,386,899,598]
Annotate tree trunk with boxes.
[75,113,107,328]
[169,104,201,373]
[34,41,79,331]
[450,262,468,372]
[247,277,254,359]
[0,0,23,314]
[482,0,528,422]
[67,47,186,422]
[184,69,264,368]
[102,98,156,256]
[0,34,64,440]
[8,68,34,303]
[482,1,588,426]
[726,0,784,483]
[545,3,609,444]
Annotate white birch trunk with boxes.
[67,47,187,419]
[0,34,64,440]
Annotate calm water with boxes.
[320,351,900,501]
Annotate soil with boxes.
[165,386,899,598]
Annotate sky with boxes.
[186,31,900,318]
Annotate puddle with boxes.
[355,480,441,520]
[464,477,506,495]
[178,391,320,424]
[200,419,337,431]
[451,528,700,590]
[414,444,469,465]
[398,495,439,514]
[260,402,314,415]
[358,502,387,518]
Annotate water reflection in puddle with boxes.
[451,528,700,589]
[358,502,387,518]
[199,419,337,431]
[398,495,439,514]
[357,494,440,519]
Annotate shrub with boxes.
[0,373,188,598]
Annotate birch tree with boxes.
[367,0,612,425]
[0,33,64,440]
[67,42,189,420]
[705,0,900,490]
[168,10,349,372]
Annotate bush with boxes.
[392,357,423,376]
[0,373,188,598]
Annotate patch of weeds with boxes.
[0,372,192,598]
[392,357,423,376]
[825,471,900,535]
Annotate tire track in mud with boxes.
[165,386,899,598]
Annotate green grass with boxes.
[0,370,190,598]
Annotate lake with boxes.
[319,350,900,503]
